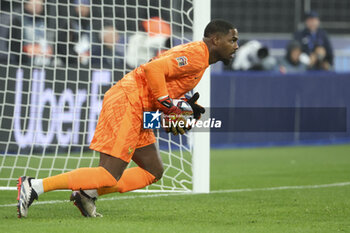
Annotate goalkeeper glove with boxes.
[186,92,205,120]
[158,96,182,115]
[158,96,187,135]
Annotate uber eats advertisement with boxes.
[0,66,121,153]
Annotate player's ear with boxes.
[212,33,221,46]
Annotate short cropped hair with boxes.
[204,19,235,37]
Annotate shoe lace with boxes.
[27,178,38,207]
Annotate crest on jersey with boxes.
[176,56,188,67]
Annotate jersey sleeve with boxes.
[142,56,171,99]
[167,47,208,78]
[141,42,208,99]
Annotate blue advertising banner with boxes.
[210,71,350,147]
[1,68,349,152]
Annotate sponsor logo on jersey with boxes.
[176,56,188,67]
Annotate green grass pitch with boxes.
[0,144,350,233]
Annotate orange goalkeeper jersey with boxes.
[90,41,209,160]
[119,40,209,110]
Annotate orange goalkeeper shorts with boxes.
[89,82,156,163]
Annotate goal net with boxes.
[0,0,209,192]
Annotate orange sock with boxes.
[97,167,156,196]
[43,167,117,192]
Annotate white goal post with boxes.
[0,0,211,193]
[192,0,211,193]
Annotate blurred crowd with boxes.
[0,0,171,70]
[0,0,334,73]
[230,11,334,73]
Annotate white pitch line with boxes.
[210,181,350,193]
[1,182,350,208]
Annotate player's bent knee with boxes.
[153,166,164,181]
[144,166,163,183]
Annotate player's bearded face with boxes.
[218,29,239,65]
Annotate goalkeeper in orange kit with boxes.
[17,19,239,218]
